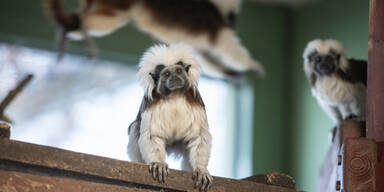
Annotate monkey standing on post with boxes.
[128,43,212,190]
[43,0,264,79]
[303,39,367,124]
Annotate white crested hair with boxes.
[138,43,201,99]
[303,39,349,77]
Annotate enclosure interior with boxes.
[0,0,369,191]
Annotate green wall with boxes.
[237,3,288,175]
[0,0,370,191]
[284,0,369,191]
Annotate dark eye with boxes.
[163,72,170,77]
[176,68,182,74]
[315,57,321,63]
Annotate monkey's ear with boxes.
[308,51,317,62]
[185,64,191,73]
[149,72,158,83]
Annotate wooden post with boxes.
[368,0,384,141]
[368,1,384,191]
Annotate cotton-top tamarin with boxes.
[127,43,212,190]
[303,39,367,124]
[44,0,264,79]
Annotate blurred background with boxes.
[0,0,368,191]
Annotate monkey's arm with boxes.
[187,113,213,190]
[138,116,169,183]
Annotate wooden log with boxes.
[0,139,297,192]
[368,0,384,142]
[339,138,377,192]
[0,170,156,192]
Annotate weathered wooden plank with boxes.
[0,170,156,192]
[0,139,297,192]
[368,0,384,142]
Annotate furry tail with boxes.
[43,0,81,32]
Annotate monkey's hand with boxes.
[149,162,169,183]
[193,168,213,191]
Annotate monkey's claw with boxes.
[192,169,213,191]
[149,162,169,183]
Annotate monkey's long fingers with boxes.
[161,165,168,183]
[149,162,168,183]
[193,170,213,191]
[194,172,203,188]
[200,174,213,191]
[157,165,164,183]
[149,163,158,181]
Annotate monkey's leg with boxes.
[187,130,213,191]
[138,134,169,183]
[212,28,265,77]
[127,125,144,163]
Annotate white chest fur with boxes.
[312,76,364,105]
[140,94,208,143]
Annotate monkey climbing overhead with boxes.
[127,43,212,191]
[303,39,367,124]
[44,0,265,79]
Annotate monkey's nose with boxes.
[168,76,184,90]
[318,62,335,74]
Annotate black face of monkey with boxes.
[150,62,191,96]
[309,50,341,76]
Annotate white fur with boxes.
[210,0,242,15]
[137,93,211,172]
[312,76,366,122]
[303,39,366,123]
[138,43,201,99]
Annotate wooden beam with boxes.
[0,170,156,192]
[0,139,297,192]
[368,0,384,141]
